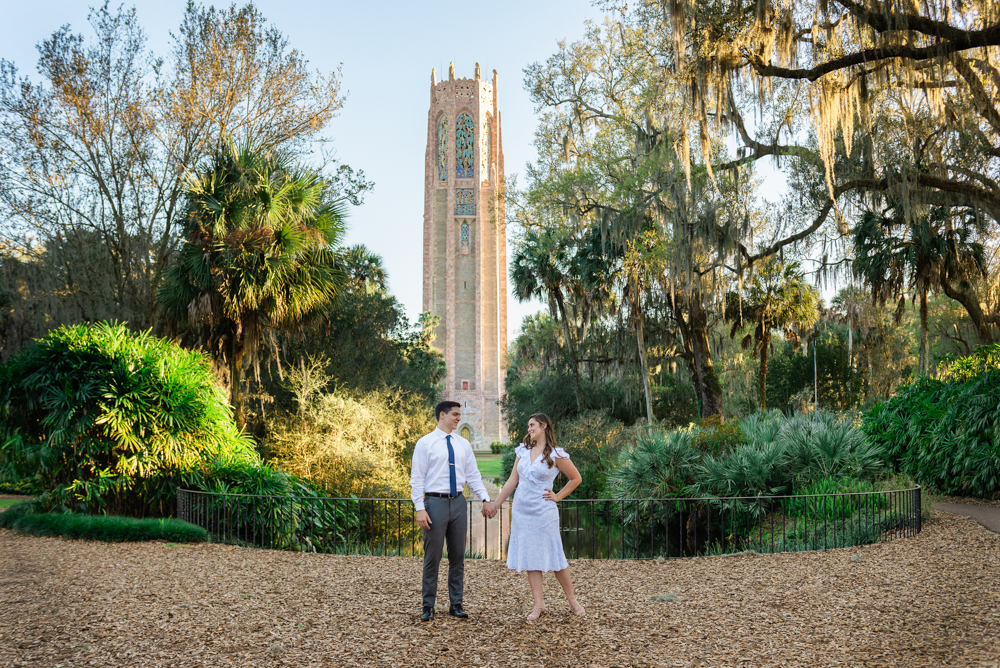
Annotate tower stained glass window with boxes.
[461,222,470,249]
[437,116,448,181]
[483,118,492,181]
[456,189,474,215]
[456,113,474,178]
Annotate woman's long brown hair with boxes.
[522,413,557,468]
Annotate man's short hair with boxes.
[435,400,461,421]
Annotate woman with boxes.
[485,413,585,621]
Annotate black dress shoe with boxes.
[420,606,435,622]
[448,604,469,619]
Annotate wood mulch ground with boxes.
[1,512,998,668]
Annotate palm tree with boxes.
[854,205,989,374]
[830,285,870,368]
[340,244,388,291]
[158,141,346,429]
[510,229,584,409]
[725,258,821,410]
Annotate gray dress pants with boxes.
[421,495,467,609]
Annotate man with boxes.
[410,400,492,622]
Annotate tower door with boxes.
[461,426,472,442]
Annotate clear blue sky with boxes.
[3,0,602,340]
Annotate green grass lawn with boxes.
[475,454,504,480]
[0,499,26,509]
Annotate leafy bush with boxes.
[552,410,627,498]
[3,508,207,542]
[783,476,885,521]
[0,478,42,495]
[0,322,260,516]
[863,343,1000,498]
[501,447,518,486]
[489,442,511,455]
[692,421,747,456]
[264,361,434,498]
[501,367,698,445]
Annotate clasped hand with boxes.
[481,501,499,518]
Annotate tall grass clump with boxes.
[0,322,261,516]
[863,343,1000,498]
[1,501,207,542]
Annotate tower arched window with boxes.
[437,116,448,181]
[456,113,474,179]
[483,117,492,182]
[460,221,470,253]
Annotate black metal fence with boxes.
[176,486,921,559]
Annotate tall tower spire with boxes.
[422,63,508,450]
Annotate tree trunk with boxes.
[229,340,244,431]
[941,281,995,345]
[635,307,654,424]
[918,288,929,375]
[553,288,584,410]
[758,330,771,410]
[687,293,724,418]
[847,316,853,368]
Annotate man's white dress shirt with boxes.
[410,427,490,512]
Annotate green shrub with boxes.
[693,421,747,456]
[783,476,885,521]
[501,447,518,486]
[0,478,42,495]
[863,343,1000,498]
[263,361,434,498]
[4,509,207,542]
[0,322,260,516]
[489,442,511,455]
[0,499,38,529]
[552,410,627,498]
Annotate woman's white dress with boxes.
[506,445,570,572]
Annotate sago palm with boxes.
[158,141,346,428]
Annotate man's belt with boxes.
[424,492,462,498]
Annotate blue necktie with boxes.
[446,434,457,497]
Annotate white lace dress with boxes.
[506,445,570,572]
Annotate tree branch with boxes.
[745,23,1000,82]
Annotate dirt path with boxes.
[937,502,1000,534]
[1,512,999,667]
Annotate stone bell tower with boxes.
[422,62,507,450]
